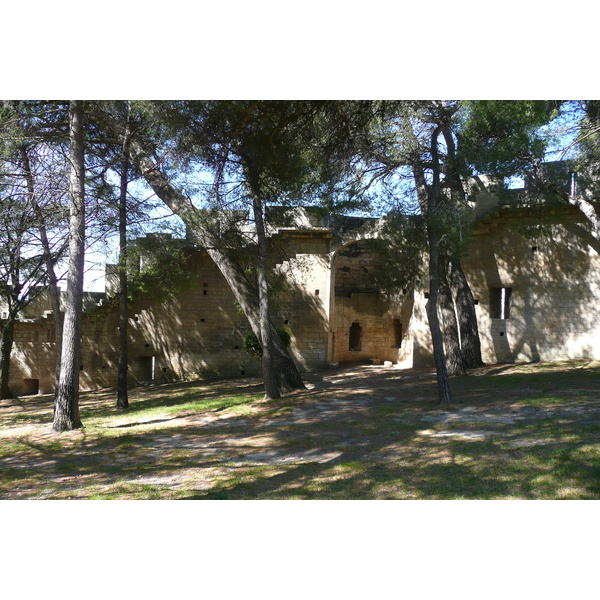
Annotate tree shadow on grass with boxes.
[482,364,519,377]
[177,452,516,500]
[84,387,264,420]
[178,436,600,500]
[6,420,599,500]
[107,416,186,428]
[3,363,600,499]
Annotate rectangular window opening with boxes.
[393,319,403,348]
[349,322,362,352]
[139,356,155,380]
[490,287,512,319]
[22,378,39,396]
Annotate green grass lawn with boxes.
[1,361,600,499]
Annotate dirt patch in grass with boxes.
[1,360,600,499]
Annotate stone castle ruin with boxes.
[5,167,600,396]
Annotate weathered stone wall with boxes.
[10,318,58,394]
[462,214,600,363]
[409,286,433,368]
[329,242,413,364]
[8,205,600,397]
[331,293,412,363]
[389,208,600,368]
[122,251,262,383]
[6,234,336,396]
[271,233,331,370]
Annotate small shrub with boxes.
[242,328,291,357]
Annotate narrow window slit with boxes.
[349,322,362,351]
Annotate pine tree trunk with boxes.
[439,119,484,371]
[426,228,453,403]
[49,279,63,393]
[439,262,465,376]
[448,257,483,369]
[0,318,15,400]
[411,123,453,404]
[249,170,280,400]
[272,328,305,392]
[53,101,85,432]
[564,223,600,255]
[568,194,600,238]
[117,149,129,409]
